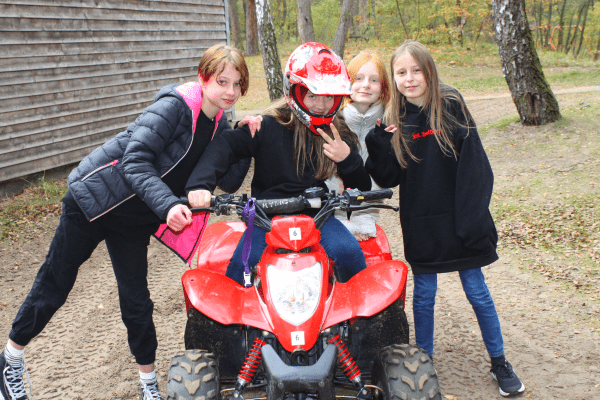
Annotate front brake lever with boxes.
[344,204,400,212]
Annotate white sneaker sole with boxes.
[492,372,526,397]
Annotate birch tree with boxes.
[256,0,284,100]
[492,0,561,125]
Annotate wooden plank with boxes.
[0,146,111,182]
[1,117,135,166]
[0,57,197,86]
[0,47,218,72]
[1,0,226,10]
[0,3,225,20]
[0,75,195,116]
[0,0,229,183]
[0,66,196,102]
[0,36,227,58]
[0,17,223,32]
[0,29,227,45]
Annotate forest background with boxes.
[228,0,600,114]
[229,0,600,61]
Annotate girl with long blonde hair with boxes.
[366,40,525,397]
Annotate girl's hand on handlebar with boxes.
[188,189,212,208]
[320,123,350,162]
[166,204,192,232]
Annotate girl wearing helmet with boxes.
[185,42,372,285]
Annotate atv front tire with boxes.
[166,350,220,400]
[372,344,441,400]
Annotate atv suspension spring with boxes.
[327,334,361,382]
[238,338,268,383]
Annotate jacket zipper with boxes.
[89,103,220,221]
[81,160,119,181]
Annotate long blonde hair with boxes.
[384,40,473,168]
[264,98,358,180]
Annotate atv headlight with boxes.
[268,262,322,326]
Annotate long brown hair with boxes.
[264,98,359,180]
[384,40,473,168]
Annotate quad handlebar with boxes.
[186,188,398,231]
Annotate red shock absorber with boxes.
[328,334,362,382]
[238,338,268,383]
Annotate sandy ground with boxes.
[1,92,599,400]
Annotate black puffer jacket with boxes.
[68,83,250,221]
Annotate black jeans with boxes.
[9,204,160,365]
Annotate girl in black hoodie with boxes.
[365,40,524,397]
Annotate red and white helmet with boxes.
[284,42,351,135]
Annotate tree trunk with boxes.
[544,0,552,47]
[245,0,260,56]
[492,0,561,125]
[594,29,600,61]
[255,0,284,101]
[281,0,288,39]
[227,0,242,49]
[569,5,583,56]
[575,0,590,58]
[557,0,567,50]
[333,0,354,58]
[394,0,410,38]
[564,11,575,53]
[296,0,316,43]
[371,0,378,38]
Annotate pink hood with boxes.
[153,82,223,264]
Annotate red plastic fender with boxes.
[196,222,246,273]
[322,260,408,329]
[182,269,272,332]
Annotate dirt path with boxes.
[1,90,599,399]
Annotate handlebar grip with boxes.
[361,188,393,201]
[255,196,306,214]
[179,196,215,207]
[350,188,394,202]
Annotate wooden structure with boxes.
[0,0,230,184]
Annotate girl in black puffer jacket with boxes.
[1,44,251,400]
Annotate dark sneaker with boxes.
[0,353,30,400]
[140,379,163,400]
[490,359,525,397]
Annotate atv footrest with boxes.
[262,344,338,400]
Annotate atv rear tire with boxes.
[372,344,441,400]
[166,350,220,400]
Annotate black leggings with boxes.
[9,203,160,365]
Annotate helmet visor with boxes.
[293,85,344,120]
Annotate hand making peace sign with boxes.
[318,123,350,163]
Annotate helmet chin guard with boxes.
[284,42,351,135]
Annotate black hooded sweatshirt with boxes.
[185,116,372,215]
[365,97,498,274]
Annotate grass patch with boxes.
[487,93,600,304]
[489,116,521,131]
[0,177,68,243]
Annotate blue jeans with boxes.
[412,268,504,358]
[226,216,367,285]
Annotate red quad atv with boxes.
[166,188,441,400]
